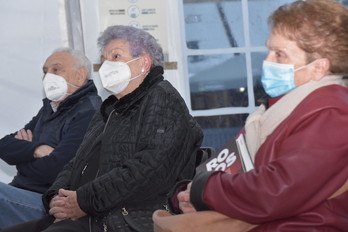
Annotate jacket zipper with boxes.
[103,109,116,133]
[89,109,115,232]
[103,222,108,232]
[89,216,92,232]
[81,163,88,175]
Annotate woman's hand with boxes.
[177,182,197,213]
[49,189,86,222]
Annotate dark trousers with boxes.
[1,215,90,232]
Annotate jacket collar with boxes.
[43,80,98,111]
[100,66,164,121]
[42,80,98,119]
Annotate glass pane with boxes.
[195,114,248,150]
[338,0,348,7]
[248,0,296,46]
[251,52,268,104]
[189,54,248,110]
[183,0,244,49]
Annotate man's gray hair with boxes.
[97,25,164,67]
[51,47,92,80]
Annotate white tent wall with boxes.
[0,0,73,182]
[0,0,186,182]
[0,0,70,136]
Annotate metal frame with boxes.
[65,0,85,52]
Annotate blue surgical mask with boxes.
[261,60,316,98]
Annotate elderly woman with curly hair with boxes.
[169,0,348,231]
[3,25,203,232]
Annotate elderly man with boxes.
[0,47,102,229]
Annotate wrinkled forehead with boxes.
[103,39,130,53]
[101,39,133,61]
[44,52,75,68]
[266,31,302,53]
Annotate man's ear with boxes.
[313,58,330,81]
[76,67,88,85]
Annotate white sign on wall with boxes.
[98,0,169,60]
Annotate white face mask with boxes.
[43,73,68,102]
[43,73,79,102]
[98,57,143,95]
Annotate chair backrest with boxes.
[195,147,215,168]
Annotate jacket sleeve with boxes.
[167,180,192,214]
[190,105,348,224]
[76,88,203,216]
[15,108,96,185]
[42,111,103,211]
[0,113,40,164]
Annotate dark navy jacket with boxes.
[0,80,102,193]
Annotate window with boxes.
[182,0,295,150]
[339,0,348,6]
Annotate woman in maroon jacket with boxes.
[175,0,348,231]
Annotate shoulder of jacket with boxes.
[307,85,348,107]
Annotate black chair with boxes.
[195,147,215,168]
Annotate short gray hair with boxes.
[51,47,92,80]
[97,25,164,67]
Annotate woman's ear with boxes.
[142,55,152,73]
[313,58,330,81]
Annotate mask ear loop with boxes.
[126,56,142,64]
[294,59,319,72]
[128,57,147,80]
[67,82,80,89]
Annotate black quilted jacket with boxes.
[42,66,203,231]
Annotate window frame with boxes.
[179,0,269,117]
